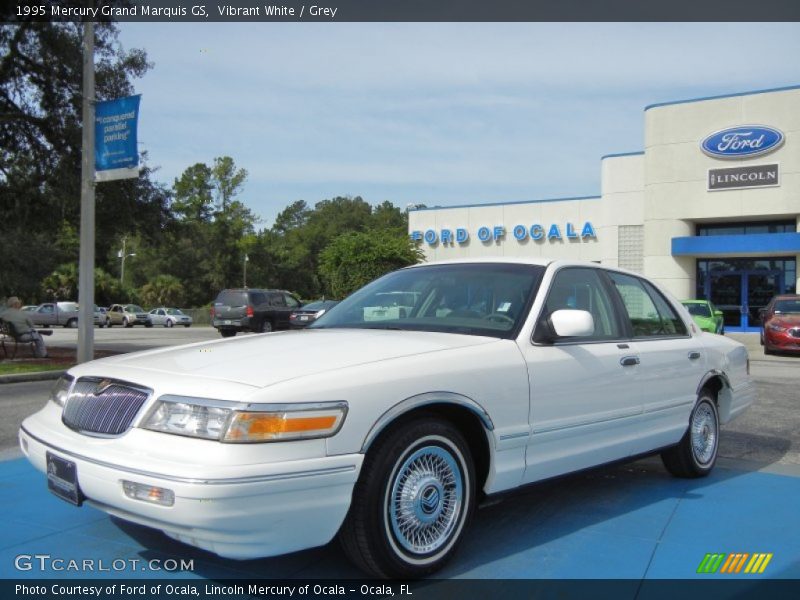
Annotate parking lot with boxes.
[0,332,798,585]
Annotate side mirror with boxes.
[713,310,723,317]
[550,309,595,338]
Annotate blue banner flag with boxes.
[95,95,141,182]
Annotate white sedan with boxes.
[147,307,193,328]
[19,259,754,578]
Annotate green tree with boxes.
[0,22,168,300]
[139,275,186,307]
[319,231,422,298]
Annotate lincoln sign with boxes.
[708,164,779,191]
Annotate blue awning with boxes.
[672,232,800,257]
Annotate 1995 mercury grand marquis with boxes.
[19,259,755,578]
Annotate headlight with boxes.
[768,323,786,332]
[142,396,347,443]
[314,309,327,318]
[142,396,231,440]
[49,374,74,407]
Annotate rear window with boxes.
[215,291,248,306]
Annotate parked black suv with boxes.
[211,289,302,337]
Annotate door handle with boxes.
[688,351,702,360]
[620,356,640,367]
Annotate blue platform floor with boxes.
[1,456,798,580]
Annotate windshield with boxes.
[311,263,545,338]
[774,299,800,314]
[166,308,184,315]
[683,303,711,318]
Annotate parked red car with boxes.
[760,294,800,355]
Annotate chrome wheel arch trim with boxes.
[360,392,494,453]
[696,369,731,396]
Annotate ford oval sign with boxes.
[701,125,784,159]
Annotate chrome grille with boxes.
[63,378,150,436]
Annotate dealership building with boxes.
[408,84,800,332]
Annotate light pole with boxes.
[243,253,249,288]
[118,236,136,285]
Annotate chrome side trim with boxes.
[642,399,694,414]
[361,391,494,452]
[498,431,530,441]
[532,408,642,435]
[20,425,356,486]
[696,369,731,395]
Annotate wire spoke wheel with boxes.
[690,401,717,466]
[388,445,463,556]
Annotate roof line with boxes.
[601,151,644,160]
[408,195,601,212]
[645,83,800,111]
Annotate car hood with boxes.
[770,315,800,327]
[78,328,499,388]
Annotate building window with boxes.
[618,225,644,273]
[696,221,796,236]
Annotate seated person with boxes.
[1,297,48,358]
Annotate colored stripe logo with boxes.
[697,553,773,574]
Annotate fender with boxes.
[696,369,731,396]
[361,391,494,452]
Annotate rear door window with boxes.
[608,272,688,337]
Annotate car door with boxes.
[35,304,56,326]
[605,271,704,453]
[519,266,644,484]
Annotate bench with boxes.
[0,319,53,359]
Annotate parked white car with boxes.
[19,259,755,578]
[148,307,193,328]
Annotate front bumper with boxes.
[764,330,800,353]
[19,405,362,560]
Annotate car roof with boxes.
[681,299,709,304]
[409,257,553,268]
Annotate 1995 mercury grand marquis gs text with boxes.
[19,259,755,578]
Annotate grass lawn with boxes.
[0,362,68,376]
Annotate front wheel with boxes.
[661,393,719,478]
[123,318,132,328]
[65,318,77,329]
[339,417,475,578]
[165,319,174,328]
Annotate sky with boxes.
[117,23,800,228]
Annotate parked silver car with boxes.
[148,307,193,328]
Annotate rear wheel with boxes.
[339,417,475,578]
[219,329,236,338]
[260,319,273,333]
[661,392,719,478]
